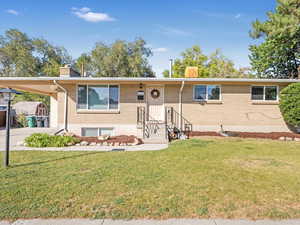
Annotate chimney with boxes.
[185,67,198,78]
[59,65,81,77]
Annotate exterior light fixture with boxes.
[0,88,21,168]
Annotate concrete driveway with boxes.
[0,127,57,150]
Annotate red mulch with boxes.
[188,131,222,137]
[76,135,143,144]
[189,131,300,140]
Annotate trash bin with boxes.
[36,116,43,127]
[43,117,49,128]
[26,116,36,128]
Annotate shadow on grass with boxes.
[10,151,105,168]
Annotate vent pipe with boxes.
[169,59,173,78]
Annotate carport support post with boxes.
[4,98,11,168]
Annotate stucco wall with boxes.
[57,82,290,135]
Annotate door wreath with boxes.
[150,89,160,99]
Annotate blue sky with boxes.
[0,0,275,77]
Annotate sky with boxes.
[0,0,276,77]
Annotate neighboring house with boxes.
[0,65,299,142]
[13,101,48,117]
[0,97,7,127]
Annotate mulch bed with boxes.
[188,131,222,137]
[76,135,143,145]
[188,131,300,140]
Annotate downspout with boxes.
[53,80,68,132]
[179,81,185,132]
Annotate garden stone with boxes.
[67,142,74,146]
[279,137,286,141]
[132,138,139,146]
[295,138,300,142]
[89,142,97,146]
[98,135,110,141]
[64,132,76,137]
[17,141,24,146]
[102,142,108,146]
[286,137,293,141]
[80,141,89,146]
[75,143,80,146]
[97,143,102,146]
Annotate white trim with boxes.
[76,84,120,112]
[0,76,299,83]
[193,84,222,102]
[250,85,279,102]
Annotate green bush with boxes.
[15,113,27,128]
[279,83,300,128]
[25,133,79,148]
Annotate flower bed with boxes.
[76,135,143,146]
[189,131,300,141]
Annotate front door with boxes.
[147,86,165,121]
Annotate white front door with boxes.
[147,86,165,121]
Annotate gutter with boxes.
[179,81,185,131]
[53,80,68,133]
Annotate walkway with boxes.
[0,127,168,151]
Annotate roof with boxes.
[0,76,299,83]
[13,101,45,115]
[0,77,299,96]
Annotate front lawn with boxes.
[1,138,300,220]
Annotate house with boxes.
[0,65,299,143]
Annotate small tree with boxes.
[279,83,300,128]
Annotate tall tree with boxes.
[0,29,72,107]
[76,38,155,77]
[249,0,300,79]
[0,29,71,77]
[163,46,250,78]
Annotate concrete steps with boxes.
[143,121,168,144]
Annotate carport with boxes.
[0,77,59,128]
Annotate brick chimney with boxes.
[59,65,81,77]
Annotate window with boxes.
[194,85,221,101]
[77,85,119,110]
[81,127,114,137]
[82,128,98,137]
[251,86,278,101]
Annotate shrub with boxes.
[25,133,79,148]
[279,83,300,128]
[15,113,27,128]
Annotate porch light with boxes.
[0,88,21,168]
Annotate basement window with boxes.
[251,86,278,101]
[81,127,114,137]
[193,85,221,101]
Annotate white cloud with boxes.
[72,7,115,23]
[235,13,241,19]
[157,25,192,37]
[153,47,168,53]
[6,9,19,16]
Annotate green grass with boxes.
[1,138,300,220]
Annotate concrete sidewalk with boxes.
[1,219,300,225]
